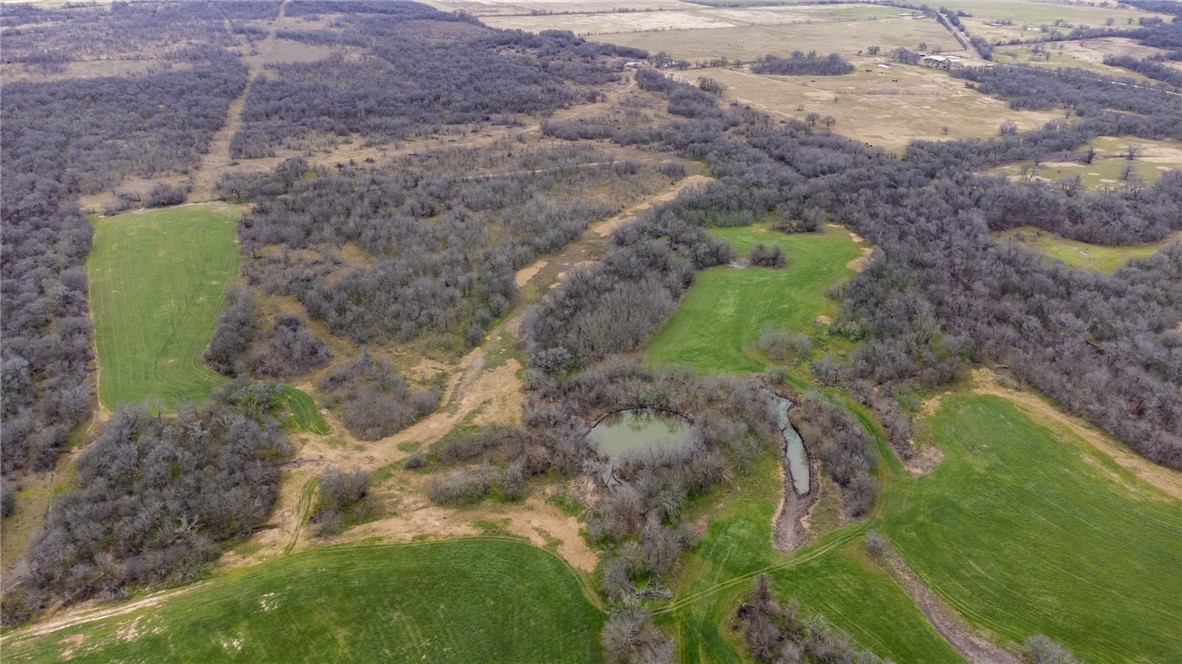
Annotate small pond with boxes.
[774,396,810,496]
[587,408,696,462]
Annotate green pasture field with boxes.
[659,393,1182,663]
[881,395,1182,662]
[643,224,862,374]
[659,456,961,663]
[89,204,242,410]
[2,539,604,663]
[997,226,1180,275]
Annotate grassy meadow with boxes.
[997,226,1181,275]
[643,224,862,374]
[89,204,241,409]
[2,539,604,663]
[881,395,1182,662]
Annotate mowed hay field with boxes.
[695,64,1061,151]
[883,395,1182,663]
[643,224,862,374]
[997,226,1182,275]
[89,204,241,409]
[2,539,604,663]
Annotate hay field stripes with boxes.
[89,205,242,409]
[0,539,606,664]
[281,386,330,434]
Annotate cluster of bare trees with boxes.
[2,2,277,68]
[318,353,439,441]
[751,52,854,76]
[219,152,661,355]
[205,287,331,379]
[311,467,372,536]
[738,575,884,664]
[0,383,292,625]
[233,5,642,157]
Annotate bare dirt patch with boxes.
[336,497,598,572]
[878,542,1019,663]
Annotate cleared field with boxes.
[956,0,1170,45]
[883,395,1182,663]
[643,225,864,373]
[2,539,604,663]
[988,38,1162,81]
[89,204,241,409]
[589,17,962,61]
[483,4,901,36]
[997,226,1182,275]
[692,63,1060,151]
[990,135,1182,189]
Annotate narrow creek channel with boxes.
[773,395,810,496]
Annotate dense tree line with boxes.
[739,575,885,664]
[1102,54,1182,87]
[953,63,1182,140]
[793,396,878,517]
[2,46,247,194]
[0,383,293,625]
[751,52,854,76]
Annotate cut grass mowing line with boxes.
[281,386,329,434]
[643,224,861,374]
[284,477,319,556]
[89,205,242,410]
[2,539,604,664]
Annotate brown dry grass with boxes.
[698,63,1060,151]
[588,16,963,61]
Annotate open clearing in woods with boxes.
[89,204,241,409]
[643,224,862,374]
[989,135,1182,190]
[1,540,604,664]
[997,226,1182,275]
[694,64,1061,151]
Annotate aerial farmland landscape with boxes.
[1,0,1180,662]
